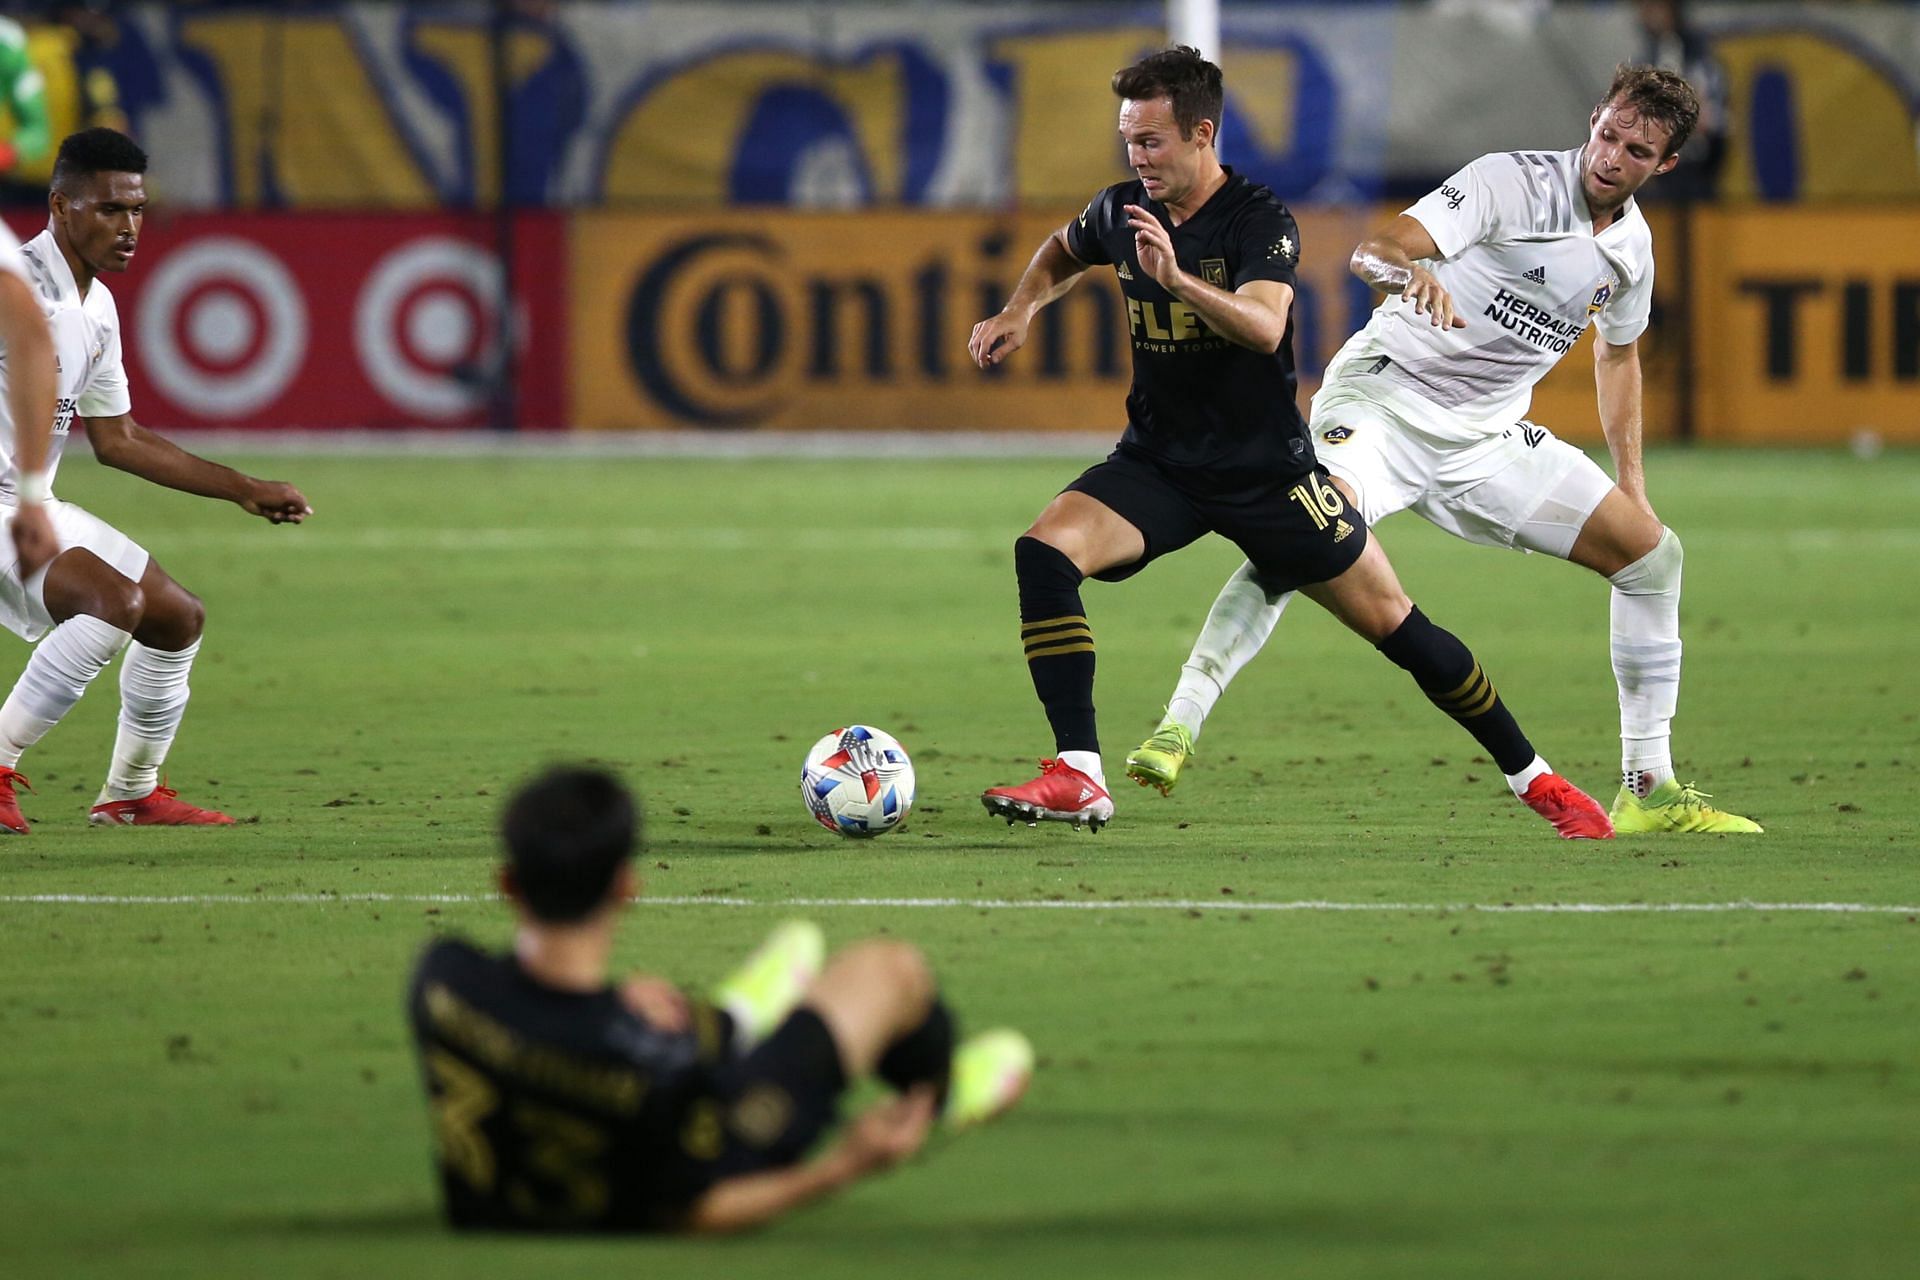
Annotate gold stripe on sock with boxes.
[1449,681,1500,718]
[1435,665,1486,705]
[1025,640,1096,660]
[1021,614,1088,636]
[1023,627,1092,654]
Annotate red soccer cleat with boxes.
[0,767,32,835]
[982,758,1115,831]
[1521,773,1615,840]
[89,785,234,828]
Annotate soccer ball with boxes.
[801,726,915,837]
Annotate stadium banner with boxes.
[571,206,1683,441]
[0,211,568,431]
[570,207,1385,432]
[49,3,1920,210]
[1689,207,1920,445]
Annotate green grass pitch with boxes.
[2,444,1916,1278]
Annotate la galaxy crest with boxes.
[1320,424,1355,445]
[1587,280,1614,316]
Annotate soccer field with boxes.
[3,444,1916,1278]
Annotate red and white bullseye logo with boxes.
[136,238,307,418]
[354,237,505,419]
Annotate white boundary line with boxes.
[2,893,1915,914]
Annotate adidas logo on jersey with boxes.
[1333,519,1355,543]
[1522,266,1547,285]
[1116,262,1134,280]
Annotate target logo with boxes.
[354,237,507,419]
[136,237,308,418]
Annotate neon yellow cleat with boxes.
[1610,779,1764,834]
[712,920,826,1046]
[944,1028,1034,1133]
[1124,722,1196,796]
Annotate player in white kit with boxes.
[1125,65,1761,834]
[0,128,312,833]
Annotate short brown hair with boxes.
[1598,63,1701,157]
[1112,46,1224,141]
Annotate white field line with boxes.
[125,527,1920,554]
[1,893,1915,915]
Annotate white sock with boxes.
[1059,749,1104,787]
[1163,562,1291,740]
[1504,754,1552,796]
[1609,530,1683,799]
[102,639,200,802]
[0,615,133,769]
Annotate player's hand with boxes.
[1405,266,1466,329]
[1123,205,1184,292]
[968,310,1030,369]
[619,974,691,1032]
[9,502,58,578]
[842,1085,937,1175]
[241,480,312,525]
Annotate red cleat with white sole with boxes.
[1520,773,1614,840]
[89,785,234,827]
[0,767,32,835]
[982,758,1114,831]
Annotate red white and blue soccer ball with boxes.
[801,725,915,838]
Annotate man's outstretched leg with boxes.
[983,492,1148,831]
[1126,560,1291,795]
[1306,534,1613,840]
[89,560,230,826]
[1564,492,1761,833]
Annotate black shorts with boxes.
[1065,449,1367,593]
[705,1007,847,1177]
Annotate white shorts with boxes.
[0,499,151,642]
[1307,390,1616,559]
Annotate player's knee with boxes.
[848,939,934,1009]
[1014,533,1083,585]
[91,578,145,632]
[1609,527,1682,595]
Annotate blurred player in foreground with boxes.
[408,766,1032,1233]
[0,128,312,832]
[1128,65,1760,835]
[972,47,1612,839]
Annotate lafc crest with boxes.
[1199,258,1228,288]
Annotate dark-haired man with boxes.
[1129,65,1759,834]
[408,766,1032,1234]
[0,127,312,832]
[972,46,1610,839]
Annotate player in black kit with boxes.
[408,767,1033,1234]
[972,47,1613,839]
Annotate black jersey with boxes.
[406,937,730,1231]
[1062,169,1311,480]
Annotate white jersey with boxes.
[0,228,133,503]
[1323,146,1654,442]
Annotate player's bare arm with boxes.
[682,1086,936,1234]
[80,413,312,524]
[1350,214,1466,330]
[1594,337,1654,517]
[968,229,1090,369]
[0,269,58,575]
[1122,203,1293,351]
[617,974,690,1032]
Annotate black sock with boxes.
[877,997,955,1103]
[1015,536,1098,754]
[1377,606,1535,776]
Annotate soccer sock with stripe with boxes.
[1014,536,1099,764]
[1609,529,1683,798]
[102,638,200,802]
[0,615,133,769]
[1164,560,1291,740]
[1376,606,1546,791]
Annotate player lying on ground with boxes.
[971,47,1612,839]
[408,766,1033,1234]
[1125,64,1759,835]
[0,128,311,833]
